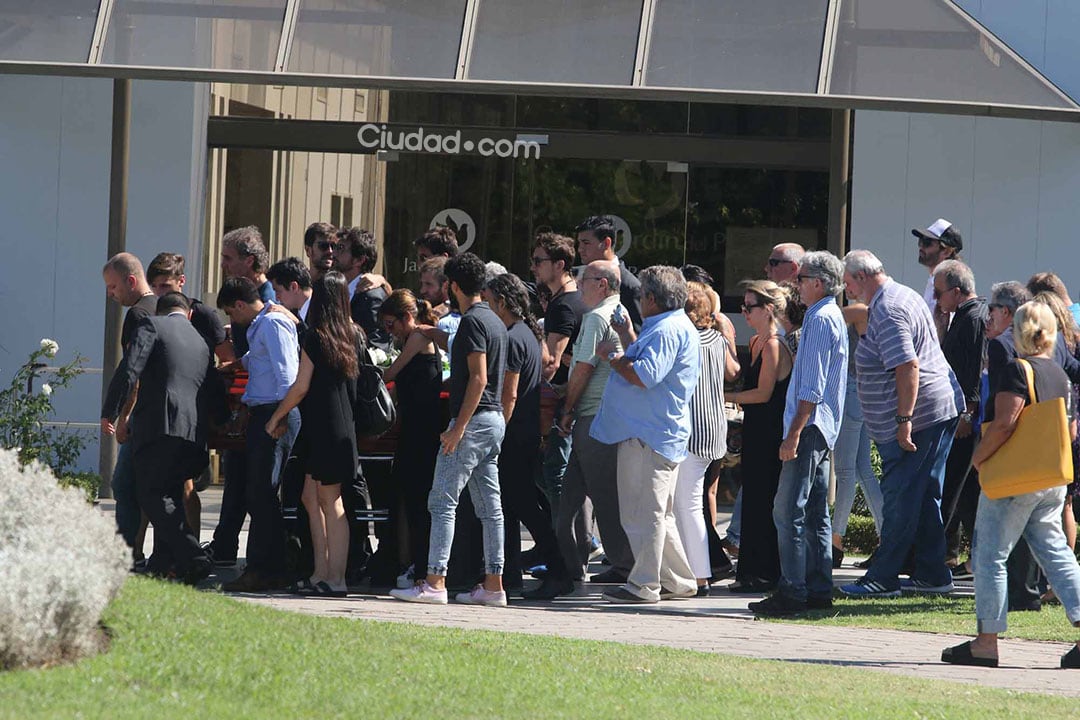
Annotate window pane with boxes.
[0,1,99,63]
[288,0,466,78]
[102,0,286,70]
[516,97,688,133]
[647,0,829,93]
[830,0,1072,108]
[468,0,642,85]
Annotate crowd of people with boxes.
[100,214,1080,668]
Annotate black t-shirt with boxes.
[544,289,586,385]
[190,298,227,355]
[618,261,644,331]
[449,301,507,418]
[121,293,159,349]
[985,356,1071,423]
[505,320,542,442]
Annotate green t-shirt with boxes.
[570,294,624,418]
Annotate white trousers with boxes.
[674,452,712,580]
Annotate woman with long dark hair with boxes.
[267,271,359,597]
[483,272,570,597]
[378,289,444,589]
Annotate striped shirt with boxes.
[783,296,848,449]
[687,328,728,460]
[856,279,962,443]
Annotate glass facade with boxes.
[0,1,99,63]
[287,0,466,78]
[101,0,286,70]
[646,0,829,93]
[467,0,642,85]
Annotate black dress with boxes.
[301,332,359,485]
[392,350,444,576]
[734,341,790,588]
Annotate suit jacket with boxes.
[351,286,391,349]
[105,314,212,453]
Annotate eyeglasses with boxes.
[767,258,791,267]
[315,240,338,252]
[530,256,552,266]
[932,286,957,300]
[988,303,1005,312]
[796,274,816,282]
[741,303,762,313]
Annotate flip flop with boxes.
[941,641,998,668]
[288,578,317,595]
[311,581,347,599]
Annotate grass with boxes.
[0,579,1078,719]
[775,594,1080,643]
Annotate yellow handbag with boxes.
[979,359,1073,500]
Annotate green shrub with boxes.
[843,514,879,554]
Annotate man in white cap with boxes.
[913,218,963,342]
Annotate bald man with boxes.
[101,252,159,565]
[765,243,805,284]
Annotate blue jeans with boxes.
[833,383,884,535]
[111,441,139,550]
[539,417,573,518]
[973,487,1080,634]
[865,418,957,590]
[725,489,742,546]
[773,426,833,602]
[244,404,300,574]
[428,411,506,577]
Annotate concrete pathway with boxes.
[101,488,1080,697]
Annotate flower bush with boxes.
[0,449,129,670]
[0,339,89,480]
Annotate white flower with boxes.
[370,348,389,366]
[40,384,52,397]
[39,339,59,358]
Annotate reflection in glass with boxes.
[647,0,829,93]
[388,91,517,128]
[288,0,466,78]
[102,0,286,70]
[516,97,688,133]
[830,0,1073,108]
[468,0,642,85]
[0,1,99,63]
[688,105,831,139]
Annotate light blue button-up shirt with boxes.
[783,295,848,449]
[590,308,700,463]
[241,304,299,406]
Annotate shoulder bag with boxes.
[979,359,1073,499]
[351,346,397,438]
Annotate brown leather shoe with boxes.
[222,569,283,593]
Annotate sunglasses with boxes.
[917,237,939,248]
[796,274,816,282]
[988,303,1005,311]
[315,240,338,252]
[530,256,552,266]
[741,303,762,313]
[766,258,791,267]
[932,286,957,300]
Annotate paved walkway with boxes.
[102,488,1080,697]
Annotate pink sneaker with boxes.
[455,585,508,607]
[389,581,447,604]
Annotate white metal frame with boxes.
[87,0,116,64]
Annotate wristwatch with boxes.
[959,412,973,423]
[895,414,912,425]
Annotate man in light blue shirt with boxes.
[217,277,300,592]
[750,252,848,617]
[591,266,700,604]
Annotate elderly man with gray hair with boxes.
[931,260,987,575]
[838,250,963,599]
[590,265,700,604]
[749,251,848,617]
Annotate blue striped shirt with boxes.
[783,296,848,449]
[856,280,962,442]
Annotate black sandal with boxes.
[941,641,999,668]
[289,578,317,595]
[1062,646,1080,669]
[311,581,347,598]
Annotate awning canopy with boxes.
[2,0,1077,122]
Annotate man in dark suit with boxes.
[337,227,391,348]
[103,292,214,585]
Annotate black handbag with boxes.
[352,347,396,437]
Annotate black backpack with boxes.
[351,344,396,437]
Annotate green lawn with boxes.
[0,579,1076,719]
[778,595,1080,643]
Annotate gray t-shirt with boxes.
[570,294,623,418]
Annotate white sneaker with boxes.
[396,564,416,590]
[455,585,508,607]
[389,581,447,604]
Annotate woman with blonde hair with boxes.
[727,280,793,592]
[674,283,740,594]
[942,301,1080,668]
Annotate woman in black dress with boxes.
[728,280,793,593]
[379,289,443,588]
[267,271,360,597]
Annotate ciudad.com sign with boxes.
[356,123,543,159]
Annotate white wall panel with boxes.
[849,110,911,276]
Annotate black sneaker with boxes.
[522,577,575,601]
[748,593,807,617]
[951,563,974,581]
[602,587,656,604]
[807,595,834,610]
[202,541,237,567]
[590,567,629,584]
